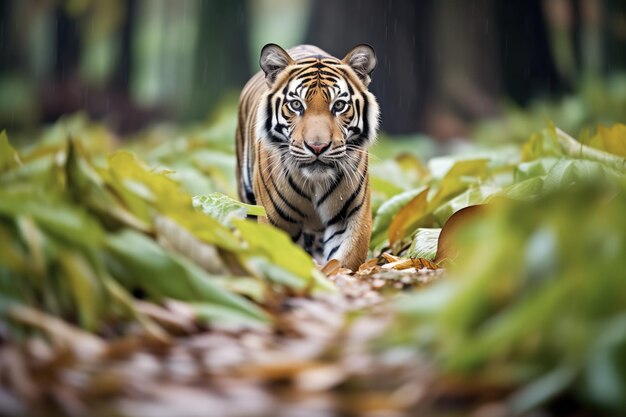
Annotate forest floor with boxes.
[2,85,626,417]
[8,270,453,417]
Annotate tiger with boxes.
[236,43,380,270]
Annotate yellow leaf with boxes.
[320,259,341,276]
[59,251,104,330]
[106,151,239,250]
[593,124,626,158]
[431,159,489,207]
[388,187,430,246]
[381,252,401,263]
[235,220,335,293]
[0,130,21,173]
[381,257,439,270]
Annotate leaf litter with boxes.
[1,111,626,416]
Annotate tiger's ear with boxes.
[260,44,294,86]
[342,44,377,87]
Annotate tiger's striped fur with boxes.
[236,44,379,270]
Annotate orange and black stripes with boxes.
[236,44,379,269]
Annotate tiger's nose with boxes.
[304,141,330,156]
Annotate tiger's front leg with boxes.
[321,186,371,271]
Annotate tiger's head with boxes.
[256,44,380,179]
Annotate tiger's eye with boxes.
[333,101,347,112]
[290,100,302,111]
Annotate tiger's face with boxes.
[256,44,379,179]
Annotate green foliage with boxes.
[396,183,626,413]
[392,123,626,413]
[0,130,21,172]
[405,228,440,261]
[473,74,626,146]
[105,230,267,322]
[2,106,626,416]
[368,121,626,258]
[235,220,335,294]
[0,115,332,336]
[370,187,426,250]
[193,192,266,227]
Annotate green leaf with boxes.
[0,190,105,249]
[66,140,152,232]
[498,177,545,200]
[105,230,268,323]
[430,159,489,207]
[245,257,311,290]
[388,186,430,246]
[107,151,240,250]
[370,176,405,200]
[513,158,558,182]
[521,129,563,161]
[445,279,568,370]
[192,192,266,227]
[58,251,104,330]
[406,228,441,260]
[0,222,27,273]
[543,158,609,191]
[433,185,500,225]
[209,276,267,303]
[0,131,21,173]
[370,187,427,249]
[554,127,626,172]
[234,220,335,293]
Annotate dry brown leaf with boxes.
[357,257,382,275]
[241,360,321,380]
[388,187,430,246]
[134,300,197,334]
[435,204,486,263]
[294,364,347,391]
[381,253,401,263]
[381,258,439,271]
[0,347,39,401]
[320,259,341,276]
[8,305,105,361]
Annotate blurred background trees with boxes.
[0,0,625,137]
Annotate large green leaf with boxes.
[58,251,104,330]
[234,220,335,293]
[66,140,151,232]
[105,230,268,323]
[498,177,545,200]
[370,187,427,249]
[106,151,240,250]
[0,190,105,249]
[193,192,266,227]
[543,158,609,190]
[406,228,441,261]
[554,127,626,172]
[513,158,558,182]
[429,159,489,207]
[388,186,430,246]
[433,185,500,225]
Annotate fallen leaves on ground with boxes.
[2,111,626,416]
